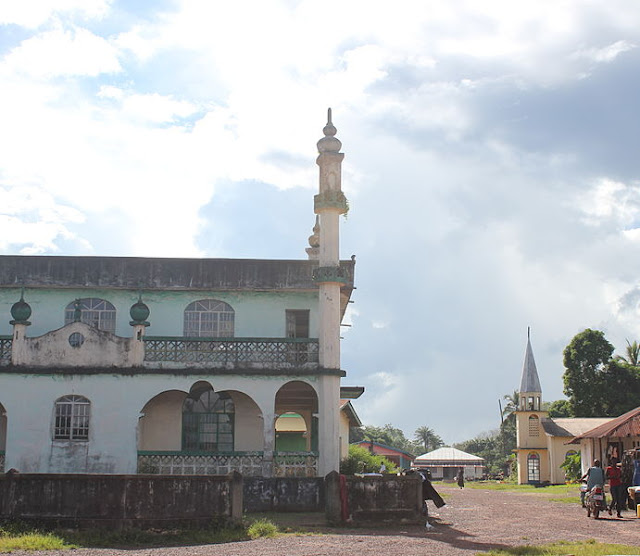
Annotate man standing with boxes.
[606,457,623,518]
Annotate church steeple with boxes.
[518,327,542,411]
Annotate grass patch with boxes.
[247,518,278,539]
[0,517,280,550]
[0,532,71,552]
[484,540,640,555]
[462,481,579,497]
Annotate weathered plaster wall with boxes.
[138,391,185,451]
[0,404,6,450]
[0,372,321,473]
[339,408,350,461]
[0,474,238,527]
[0,288,319,339]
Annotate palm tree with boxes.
[414,426,444,453]
[615,339,640,366]
[501,390,519,418]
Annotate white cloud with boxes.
[2,26,121,78]
[0,0,111,28]
[573,40,636,64]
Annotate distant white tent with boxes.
[414,447,485,480]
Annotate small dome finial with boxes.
[318,107,341,152]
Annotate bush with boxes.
[561,452,582,482]
[339,445,397,475]
[247,519,278,539]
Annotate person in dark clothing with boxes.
[456,467,465,488]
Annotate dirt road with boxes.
[5,484,640,556]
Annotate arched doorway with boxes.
[527,452,540,483]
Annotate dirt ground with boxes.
[5,484,640,556]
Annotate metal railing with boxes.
[136,451,319,477]
[0,337,11,366]
[143,337,319,367]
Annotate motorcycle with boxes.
[584,484,607,518]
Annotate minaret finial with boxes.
[327,107,332,125]
[528,326,530,340]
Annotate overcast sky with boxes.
[2,0,640,445]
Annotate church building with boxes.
[514,331,610,484]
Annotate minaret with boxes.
[313,109,348,476]
[313,108,348,370]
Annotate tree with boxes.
[355,424,420,455]
[563,329,640,417]
[414,426,444,453]
[563,329,614,417]
[544,399,573,418]
[501,390,519,418]
[614,339,640,367]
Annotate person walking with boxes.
[606,457,623,518]
[456,467,465,488]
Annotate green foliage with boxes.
[543,399,573,418]
[414,425,444,453]
[485,540,640,555]
[614,339,640,366]
[340,444,397,475]
[351,423,426,456]
[563,329,640,417]
[247,518,278,539]
[560,451,581,482]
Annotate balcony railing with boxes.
[137,451,318,477]
[143,337,319,368]
[0,337,11,366]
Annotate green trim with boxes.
[314,191,348,214]
[312,266,349,284]
[137,450,262,456]
[144,336,318,343]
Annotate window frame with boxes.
[53,395,91,441]
[183,299,235,338]
[64,298,116,333]
[182,390,235,452]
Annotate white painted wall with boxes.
[0,372,329,474]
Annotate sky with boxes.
[2,0,640,445]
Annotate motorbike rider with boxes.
[581,459,606,507]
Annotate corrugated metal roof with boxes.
[541,417,613,437]
[571,406,640,441]
[414,447,484,463]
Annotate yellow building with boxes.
[514,332,611,484]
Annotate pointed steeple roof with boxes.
[519,328,541,393]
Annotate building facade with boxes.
[0,112,359,478]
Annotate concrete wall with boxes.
[342,475,422,521]
[0,287,319,339]
[0,372,323,474]
[243,477,324,512]
[0,473,241,528]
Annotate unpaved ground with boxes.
[5,484,640,556]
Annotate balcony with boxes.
[143,337,319,369]
[0,336,319,370]
[137,451,318,477]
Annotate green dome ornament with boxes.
[129,293,150,326]
[10,289,31,326]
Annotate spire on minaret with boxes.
[306,215,320,260]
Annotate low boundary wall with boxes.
[0,472,242,528]
[243,477,324,512]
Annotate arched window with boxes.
[53,395,90,441]
[527,452,540,482]
[65,298,116,333]
[182,389,234,452]
[183,300,234,337]
[528,414,540,437]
